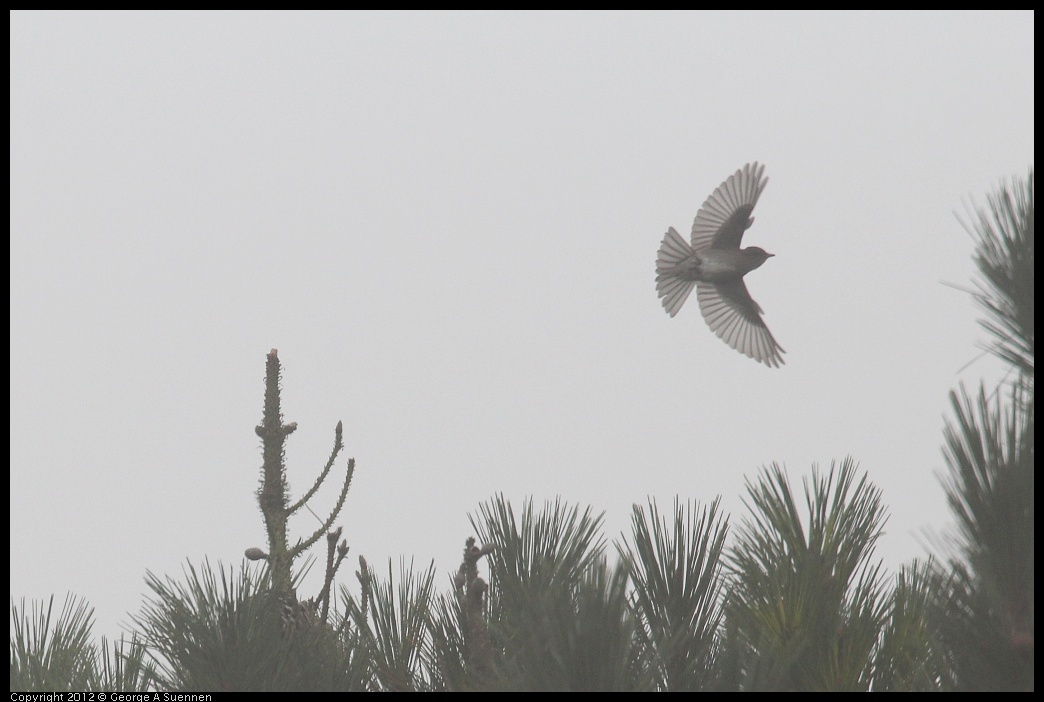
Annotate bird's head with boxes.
[740,246,775,271]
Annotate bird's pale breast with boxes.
[693,249,747,282]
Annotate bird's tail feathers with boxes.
[656,227,697,317]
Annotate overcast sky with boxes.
[10,11,1033,641]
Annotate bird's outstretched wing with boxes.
[696,279,785,367]
[691,162,768,252]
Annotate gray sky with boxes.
[11,11,1033,641]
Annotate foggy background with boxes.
[10,11,1032,640]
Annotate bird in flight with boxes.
[655,162,785,367]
